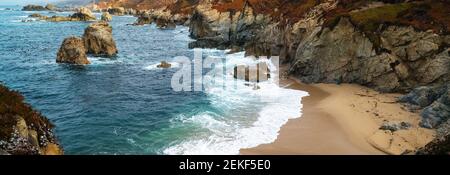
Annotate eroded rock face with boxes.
[83,22,118,57]
[101,12,113,22]
[56,37,90,65]
[188,1,270,49]
[290,17,450,92]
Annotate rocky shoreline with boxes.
[116,0,448,154]
[16,0,449,154]
[0,84,62,155]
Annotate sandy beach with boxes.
[241,79,435,155]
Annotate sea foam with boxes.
[163,51,309,155]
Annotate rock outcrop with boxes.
[101,12,113,22]
[400,85,450,129]
[156,18,176,30]
[157,61,172,68]
[134,12,153,25]
[45,4,56,11]
[290,17,449,93]
[56,37,90,65]
[108,7,126,16]
[22,5,47,11]
[417,120,450,155]
[70,7,97,21]
[29,7,96,22]
[83,22,118,57]
[0,85,63,155]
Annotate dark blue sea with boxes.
[0,6,307,155]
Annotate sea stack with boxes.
[83,22,118,57]
[56,37,90,65]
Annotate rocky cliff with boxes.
[0,84,63,155]
[98,0,449,154]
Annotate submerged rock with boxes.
[56,36,90,65]
[233,62,271,82]
[83,22,118,57]
[157,61,172,68]
[101,12,112,22]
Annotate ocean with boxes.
[0,6,308,155]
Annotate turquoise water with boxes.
[0,6,307,155]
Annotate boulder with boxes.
[157,61,172,68]
[83,22,118,57]
[56,37,90,65]
[233,62,271,82]
[70,7,96,21]
[101,12,112,22]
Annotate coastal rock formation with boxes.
[417,120,450,155]
[400,85,450,129]
[83,22,118,57]
[101,12,113,22]
[233,62,271,82]
[290,17,449,92]
[157,61,172,68]
[56,37,90,65]
[22,5,47,11]
[71,7,97,21]
[29,8,96,22]
[45,4,56,11]
[108,7,126,16]
[156,18,176,30]
[0,85,63,155]
[134,12,153,25]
